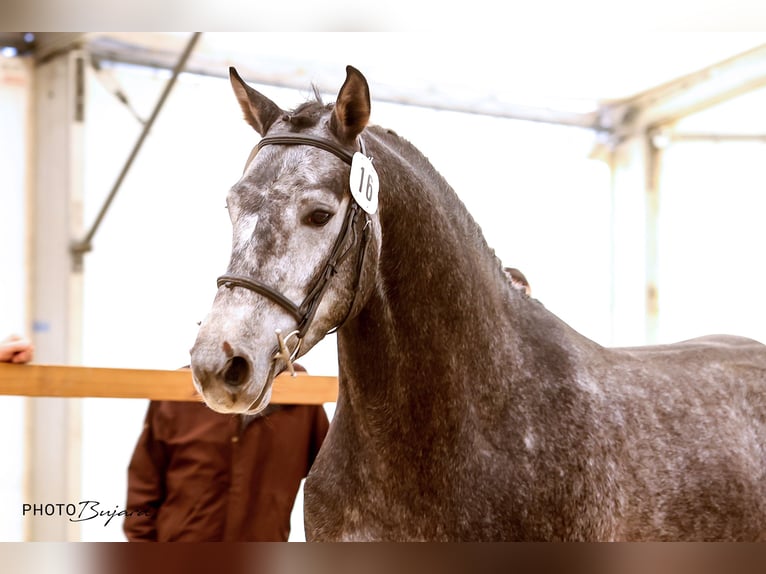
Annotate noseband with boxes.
[216,133,371,374]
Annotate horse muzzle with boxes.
[190,337,275,414]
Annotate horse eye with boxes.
[305,210,333,227]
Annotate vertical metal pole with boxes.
[645,130,663,345]
[607,145,617,346]
[608,133,652,347]
[26,48,86,541]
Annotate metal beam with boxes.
[81,33,601,130]
[30,33,87,63]
[666,131,766,143]
[70,32,201,267]
[39,34,766,137]
[600,43,766,142]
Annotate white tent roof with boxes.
[25,31,766,131]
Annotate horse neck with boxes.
[336,129,536,427]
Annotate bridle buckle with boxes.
[274,328,302,377]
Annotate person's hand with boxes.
[0,335,34,364]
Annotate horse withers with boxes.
[190,65,766,541]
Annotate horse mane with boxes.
[282,86,329,130]
[365,123,513,295]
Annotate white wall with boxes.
[0,56,31,541]
[655,87,766,345]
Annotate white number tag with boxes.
[349,152,379,214]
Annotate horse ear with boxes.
[330,65,371,144]
[229,67,282,136]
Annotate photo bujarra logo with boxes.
[22,500,153,526]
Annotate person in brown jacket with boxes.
[123,365,329,542]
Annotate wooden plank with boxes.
[0,363,338,404]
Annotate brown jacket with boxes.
[123,400,329,541]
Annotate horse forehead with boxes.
[237,144,349,206]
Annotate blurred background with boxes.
[2,31,766,542]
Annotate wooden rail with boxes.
[0,363,338,404]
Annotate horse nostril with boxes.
[222,356,250,387]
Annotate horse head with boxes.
[190,66,380,414]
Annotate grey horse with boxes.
[190,65,766,541]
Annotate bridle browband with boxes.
[254,133,359,163]
[216,133,371,373]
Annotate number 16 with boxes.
[358,167,374,201]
